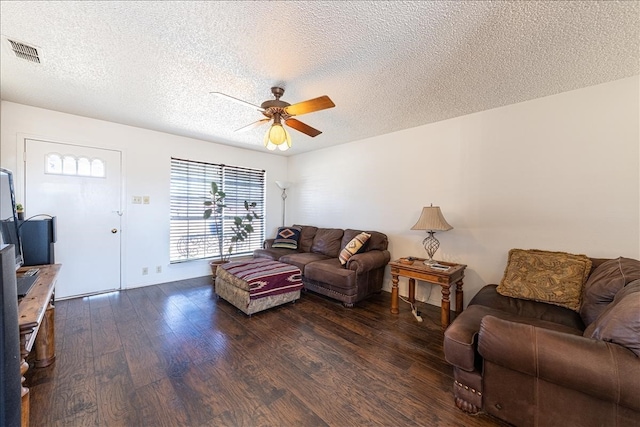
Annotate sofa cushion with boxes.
[339,232,371,265]
[496,249,592,312]
[310,228,344,257]
[253,247,297,261]
[580,257,640,326]
[583,279,640,357]
[304,258,357,293]
[469,285,585,330]
[272,226,302,249]
[292,225,318,253]
[278,252,330,274]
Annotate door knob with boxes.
[111,228,118,234]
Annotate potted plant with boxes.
[203,182,260,278]
[16,203,24,220]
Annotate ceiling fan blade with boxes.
[285,118,322,137]
[210,91,265,112]
[234,118,270,132]
[284,96,335,116]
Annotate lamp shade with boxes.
[275,181,291,190]
[410,206,453,231]
[263,120,292,151]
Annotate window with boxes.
[45,153,106,178]
[170,157,265,263]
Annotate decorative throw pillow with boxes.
[496,249,592,312]
[339,232,371,265]
[271,226,302,249]
[583,279,640,357]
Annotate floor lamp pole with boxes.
[281,188,287,227]
[275,181,291,227]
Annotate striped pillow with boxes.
[339,232,371,265]
[272,226,302,249]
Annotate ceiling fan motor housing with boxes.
[261,87,291,119]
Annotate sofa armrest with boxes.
[263,239,275,249]
[478,315,640,410]
[347,250,391,274]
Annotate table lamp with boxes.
[411,205,453,265]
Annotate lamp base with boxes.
[422,231,440,265]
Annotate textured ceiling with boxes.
[1,1,638,156]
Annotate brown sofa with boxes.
[443,256,640,427]
[253,225,390,307]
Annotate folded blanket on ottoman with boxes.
[218,259,303,300]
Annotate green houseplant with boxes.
[16,203,24,220]
[203,182,260,277]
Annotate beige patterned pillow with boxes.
[339,232,371,265]
[497,249,592,312]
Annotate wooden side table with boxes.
[389,259,466,329]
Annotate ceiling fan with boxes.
[211,87,335,151]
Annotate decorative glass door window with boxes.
[45,153,106,178]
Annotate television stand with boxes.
[17,264,61,427]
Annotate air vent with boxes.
[7,38,41,63]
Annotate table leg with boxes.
[20,333,30,427]
[408,278,415,303]
[455,279,464,315]
[391,273,399,314]
[34,303,56,368]
[441,284,451,330]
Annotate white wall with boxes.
[0,101,287,290]
[287,76,640,308]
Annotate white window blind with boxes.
[170,157,265,263]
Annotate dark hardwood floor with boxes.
[25,276,508,426]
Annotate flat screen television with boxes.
[0,168,24,271]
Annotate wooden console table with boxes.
[389,259,466,329]
[17,264,61,427]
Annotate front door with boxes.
[25,138,122,299]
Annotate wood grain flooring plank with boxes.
[106,290,139,324]
[120,330,167,389]
[89,304,122,357]
[131,377,190,427]
[51,327,96,424]
[63,295,90,319]
[94,349,140,426]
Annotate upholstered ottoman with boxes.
[215,259,303,315]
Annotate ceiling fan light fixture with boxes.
[264,122,291,151]
[278,133,291,151]
[264,133,278,151]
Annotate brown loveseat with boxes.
[253,225,390,306]
[443,253,640,427]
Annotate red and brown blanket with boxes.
[218,260,303,300]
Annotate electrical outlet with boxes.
[156,266,162,273]
[142,267,148,275]
[143,196,150,204]
[132,196,142,204]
